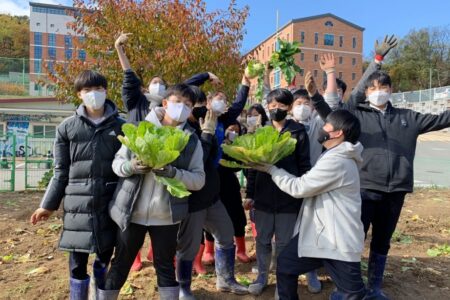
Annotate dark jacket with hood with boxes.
[40,100,124,253]
[246,120,311,214]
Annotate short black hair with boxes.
[190,85,206,104]
[323,78,347,95]
[325,109,361,144]
[267,88,294,106]
[292,89,310,101]
[74,70,107,92]
[165,83,197,105]
[365,71,392,90]
[248,104,269,126]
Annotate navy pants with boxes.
[277,235,366,300]
[69,249,113,280]
[361,189,406,255]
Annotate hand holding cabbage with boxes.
[118,121,192,197]
[219,126,297,169]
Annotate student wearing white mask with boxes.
[144,76,167,109]
[100,84,205,299]
[245,104,269,134]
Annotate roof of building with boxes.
[29,1,77,11]
[244,13,365,57]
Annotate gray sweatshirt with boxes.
[267,141,365,262]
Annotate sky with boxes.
[4,0,450,58]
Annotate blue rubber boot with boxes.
[248,249,271,295]
[215,246,248,295]
[96,288,119,300]
[176,259,196,300]
[365,251,390,300]
[159,286,180,300]
[70,276,90,300]
[306,270,322,294]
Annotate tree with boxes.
[383,26,450,92]
[47,0,249,109]
[0,14,29,58]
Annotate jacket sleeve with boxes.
[268,155,344,199]
[346,61,381,108]
[415,110,450,134]
[122,69,145,112]
[221,85,250,128]
[112,145,134,178]
[184,72,210,87]
[311,92,333,121]
[174,140,205,191]
[40,124,70,210]
[199,132,215,164]
[245,169,257,199]
[296,129,312,176]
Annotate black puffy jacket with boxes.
[40,100,124,253]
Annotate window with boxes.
[352,58,356,66]
[78,36,85,44]
[339,36,344,47]
[33,125,56,138]
[313,70,318,78]
[338,72,343,79]
[36,22,41,27]
[287,34,289,41]
[48,8,66,15]
[325,21,334,27]
[46,61,54,74]
[78,50,86,61]
[34,32,42,45]
[323,71,327,83]
[300,52,304,61]
[48,47,56,59]
[314,33,318,45]
[64,35,72,47]
[275,39,280,51]
[50,24,54,28]
[352,37,357,49]
[33,60,41,73]
[314,54,318,62]
[324,34,334,46]
[274,69,281,88]
[34,46,42,59]
[65,49,72,60]
[299,69,304,76]
[352,73,356,80]
[48,33,56,47]
[339,56,343,64]
[300,31,305,43]
[32,6,47,13]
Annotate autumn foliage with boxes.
[48,0,249,109]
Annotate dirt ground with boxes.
[0,189,449,300]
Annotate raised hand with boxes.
[200,110,218,135]
[375,35,398,59]
[319,53,336,72]
[115,32,132,49]
[305,71,317,96]
[208,72,223,87]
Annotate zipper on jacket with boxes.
[384,111,392,191]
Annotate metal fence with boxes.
[25,135,54,189]
[392,86,450,104]
[0,135,16,191]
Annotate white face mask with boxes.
[81,90,106,110]
[368,90,391,106]
[211,99,227,115]
[166,101,191,123]
[227,130,237,141]
[149,83,166,97]
[293,104,312,122]
[247,116,258,127]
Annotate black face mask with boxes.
[269,108,288,122]
[317,128,331,145]
[192,106,207,121]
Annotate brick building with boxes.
[29,2,85,96]
[244,13,364,103]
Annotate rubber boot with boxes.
[96,288,119,300]
[365,251,390,300]
[70,276,90,300]
[89,260,107,300]
[147,242,154,262]
[193,244,207,275]
[176,259,196,300]
[215,246,248,295]
[248,249,271,295]
[131,250,142,272]
[329,287,366,300]
[306,270,322,294]
[202,240,215,265]
[159,286,180,300]
[235,236,252,263]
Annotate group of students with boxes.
[29,32,450,300]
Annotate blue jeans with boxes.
[276,235,366,300]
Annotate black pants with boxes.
[277,235,365,300]
[105,223,179,289]
[361,189,406,255]
[69,249,113,280]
